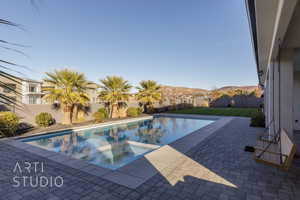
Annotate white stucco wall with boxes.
[279,49,294,137]
[293,71,300,130]
[264,49,295,137]
[21,81,43,104]
[274,59,280,134]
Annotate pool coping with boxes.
[1,114,233,189]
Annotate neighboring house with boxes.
[0,76,43,106]
[246,0,300,138]
[21,79,43,104]
[87,82,100,103]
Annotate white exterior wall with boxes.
[279,49,294,138]
[293,72,300,130]
[21,81,43,104]
[264,49,295,138]
[274,59,280,134]
[267,63,275,136]
[264,73,269,127]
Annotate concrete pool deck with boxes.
[2,114,231,189]
[0,115,299,200]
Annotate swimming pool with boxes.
[21,117,214,169]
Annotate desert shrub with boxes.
[137,107,143,115]
[250,111,265,127]
[93,108,108,122]
[97,108,109,118]
[127,107,142,117]
[0,112,20,137]
[35,112,55,127]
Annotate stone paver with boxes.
[0,117,299,200]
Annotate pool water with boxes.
[22,117,214,169]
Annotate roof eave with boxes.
[245,0,263,87]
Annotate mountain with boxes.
[160,85,208,97]
[160,85,262,97]
[216,86,260,91]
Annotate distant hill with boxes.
[160,85,261,97]
[160,85,208,97]
[216,85,260,92]
[215,86,262,96]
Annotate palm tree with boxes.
[0,19,27,110]
[98,76,132,118]
[43,69,93,124]
[136,80,162,113]
[0,1,42,110]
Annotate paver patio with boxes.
[0,117,299,200]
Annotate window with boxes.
[3,84,16,93]
[28,95,38,104]
[29,85,37,92]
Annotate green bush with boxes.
[93,108,108,122]
[127,107,142,117]
[137,107,143,115]
[250,111,265,127]
[97,108,109,118]
[35,112,55,127]
[0,112,20,137]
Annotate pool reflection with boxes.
[26,117,214,169]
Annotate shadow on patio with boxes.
[136,118,300,200]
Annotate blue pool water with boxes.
[22,117,214,169]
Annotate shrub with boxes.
[0,112,19,137]
[127,107,142,117]
[250,111,265,127]
[93,108,108,122]
[137,107,143,115]
[35,112,55,127]
[98,108,109,118]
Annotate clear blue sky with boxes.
[1,0,257,90]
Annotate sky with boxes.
[1,0,257,90]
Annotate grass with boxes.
[168,107,260,117]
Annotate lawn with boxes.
[168,107,260,117]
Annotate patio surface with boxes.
[0,117,299,200]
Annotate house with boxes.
[87,82,100,103]
[0,76,101,106]
[0,76,43,106]
[21,79,43,104]
[246,0,300,139]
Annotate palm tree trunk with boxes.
[109,104,113,118]
[62,105,72,125]
[111,104,118,118]
[73,104,79,122]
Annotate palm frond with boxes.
[0,19,19,27]
[0,39,29,47]
[0,46,29,58]
[0,59,30,70]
